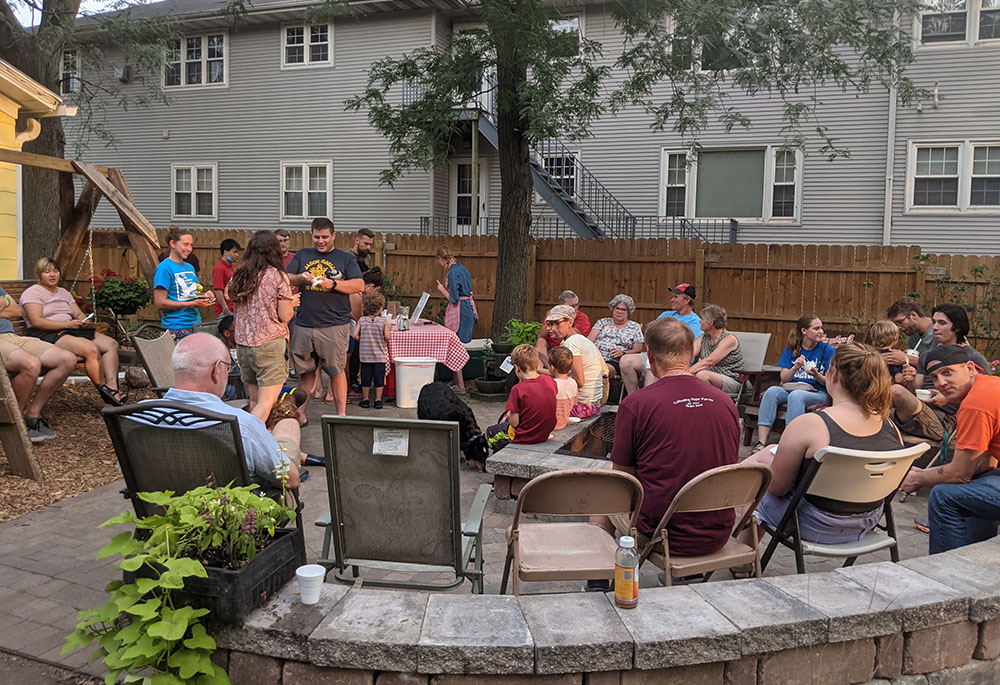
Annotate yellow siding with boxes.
[0,105,18,279]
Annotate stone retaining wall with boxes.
[212,537,1000,685]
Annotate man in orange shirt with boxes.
[900,345,1000,553]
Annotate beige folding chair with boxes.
[131,325,175,395]
[638,463,772,585]
[760,442,929,573]
[500,469,643,595]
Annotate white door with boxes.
[450,159,490,235]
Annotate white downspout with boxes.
[882,84,898,246]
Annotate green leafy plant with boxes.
[502,319,542,347]
[63,484,296,684]
[92,269,152,316]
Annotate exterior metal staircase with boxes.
[473,109,634,239]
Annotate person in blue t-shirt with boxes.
[153,228,215,339]
[656,283,704,338]
[754,315,836,450]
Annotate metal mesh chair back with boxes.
[131,332,176,390]
[103,401,251,518]
[322,415,462,571]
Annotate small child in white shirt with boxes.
[549,346,578,431]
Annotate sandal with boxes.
[751,441,765,452]
[98,385,125,407]
[730,564,755,580]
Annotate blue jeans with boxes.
[758,385,828,428]
[929,469,1000,554]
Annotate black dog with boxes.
[417,382,489,470]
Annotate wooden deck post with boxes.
[0,370,40,480]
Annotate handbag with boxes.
[781,381,816,392]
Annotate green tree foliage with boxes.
[347,0,926,336]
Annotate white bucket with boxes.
[394,357,438,408]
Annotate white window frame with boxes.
[60,50,80,95]
[171,163,218,221]
[970,143,1000,207]
[533,150,581,205]
[914,1,1000,48]
[550,13,584,55]
[666,145,802,223]
[657,149,690,217]
[280,161,333,222]
[280,22,334,69]
[163,32,229,89]
[905,140,1000,213]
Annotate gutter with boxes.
[882,82,897,247]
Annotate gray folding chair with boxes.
[315,415,490,593]
[130,324,175,396]
[103,401,301,524]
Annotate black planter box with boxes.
[131,527,306,623]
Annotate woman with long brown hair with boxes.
[228,231,299,422]
[754,315,835,450]
[745,342,904,546]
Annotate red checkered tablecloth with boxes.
[385,322,470,374]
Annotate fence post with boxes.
[915,247,926,297]
[524,242,537,321]
[374,233,386,271]
[695,248,705,310]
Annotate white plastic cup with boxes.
[295,564,326,605]
[915,389,932,402]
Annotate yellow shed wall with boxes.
[0,101,19,280]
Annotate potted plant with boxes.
[63,481,302,683]
[474,342,509,394]
[92,268,152,316]
[491,318,542,355]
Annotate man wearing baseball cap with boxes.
[899,345,1000,553]
[619,283,703,394]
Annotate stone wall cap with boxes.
[310,589,427,672]
[213,582,348,662]
[900,553,1000,622]
[417,594,533,674]
[611,585,741,669]
[692,578,828,654]
[764,571,902,642]
[835,561,968,631]
[519,592,633,674]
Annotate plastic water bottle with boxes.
[614,535,639,609]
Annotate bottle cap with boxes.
[619,535,635,549]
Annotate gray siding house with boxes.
[67,0,1000,253]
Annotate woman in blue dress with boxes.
[435,245,477,343]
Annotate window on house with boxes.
[172,165,216,219]
[772,150,797,217]
[551,16,581,55]
[165,34,226,87]
[695,150,765,218]
[700,30,738,71]
[282,162,331,219]
[971,145,1000,206]
[60,50,80,94]
[913,146,960,206]
[663,152,687,216]
[283,24,332,66]
[543,155,577,198]
[921,1,968,43]
[982,0,1000,38]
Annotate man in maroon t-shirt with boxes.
[486,345,557,451]
[535,290,591,367]
[603,316,740,557]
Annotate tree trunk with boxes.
[490,2,533,341]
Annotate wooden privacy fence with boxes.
[80,229,1000,361]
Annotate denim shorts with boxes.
[757,492,883,544]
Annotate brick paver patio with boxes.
[0,395,933,678]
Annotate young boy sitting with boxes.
[486,344,557,452]
[549,345,578,431]
[867,319,904,383]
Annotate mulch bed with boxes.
[0,384,155,524]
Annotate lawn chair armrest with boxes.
[462,484,492,537]
[315,506,331,528]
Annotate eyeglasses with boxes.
[216,358,234,373]
[613,307,629,312]
[544,320,567,327]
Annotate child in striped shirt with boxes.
[353,291,390,409]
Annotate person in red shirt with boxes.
[899,345,1000,553]
[599,317,740,559]
[212,238,241,317]
[535,290,590,367]
[274,229,296,269]
[486,344,557,451]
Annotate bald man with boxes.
[156,333,302,489]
